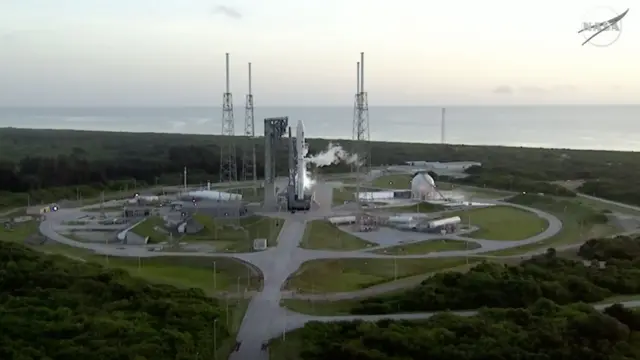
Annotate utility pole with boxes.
[213,261,217,290]
[441,108,446,144]
[352,52,371,231]
[100,191,105,218]
[213,318,218,360]
[183,166,187,191]
[219,52,238,183]
[394,257,397,281]
[225,295,230,328]
[242,62,257,196]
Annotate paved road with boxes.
[280,300,640,334]
[35,180,640,360]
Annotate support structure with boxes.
[219,53,238,183]
[352,52,371,231]
[242,62,257,186]
[263,117,288,210]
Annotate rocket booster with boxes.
[296,120,305,199]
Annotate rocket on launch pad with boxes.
[295,120,306,199]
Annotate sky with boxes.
[0,0,638,106]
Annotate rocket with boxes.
[296,120,306,199]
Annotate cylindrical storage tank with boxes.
[428,216,461,228]
[328,216,357,225]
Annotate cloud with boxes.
[492,85,514,95]
[212,5,242,19]
[193,118,210,125]
[169,121,187,130]
[520,86,548,95]
[493,85,578,96]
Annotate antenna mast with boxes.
[219,53,238,183]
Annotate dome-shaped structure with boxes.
[411,173,436,200]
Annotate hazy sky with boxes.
[1,0,637,106]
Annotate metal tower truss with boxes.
[352,52,372,231]
[220,53,238,183]
[242,62,256,183]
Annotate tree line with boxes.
[0,241,230,360]
[294,300,640,360]
[351,235,640,315]
[2,128,640,207]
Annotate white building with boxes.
[185,190,242,201]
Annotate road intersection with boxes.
[36,183,640,360]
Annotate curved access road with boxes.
[36,180,640,360]
[274,299,640,338]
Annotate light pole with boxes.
[213,318,218,360]
[225,295,230,328]
[282,311,287,341]
[393,257,397,281]
[213,261,217,290]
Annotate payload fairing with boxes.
[296,120,306,199]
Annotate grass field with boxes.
[284,257,474,293]
[332,187,356,205]
[234,186,265,202]
[448,205,549,241]
[371,174,412,189]
[486,195,619,256]
[187,214,284,252]
[300,220,375,251]
[0,221,262,294]
[131,216,168,243]
[371,239,481,255]
[281,298,361,316]
[87,255,262,294]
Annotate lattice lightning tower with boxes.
[242,62,256,184]
[219,53,238,183]
[352,52,371,229]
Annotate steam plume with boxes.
[306,143,360,167]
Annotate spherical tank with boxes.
[411,173,436,199]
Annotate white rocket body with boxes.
[296,120,306,199]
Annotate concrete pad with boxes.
[339,226,446,247]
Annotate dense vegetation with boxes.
[445,170,577,197]
[0,241,229,360]
[351,235,640,315]
[1,127,640,207]
[287,300,640,360]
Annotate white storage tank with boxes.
[428,216,461,228]
[388,215,415,224]
[328,216,357,225]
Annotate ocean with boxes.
[0,105,639,151]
